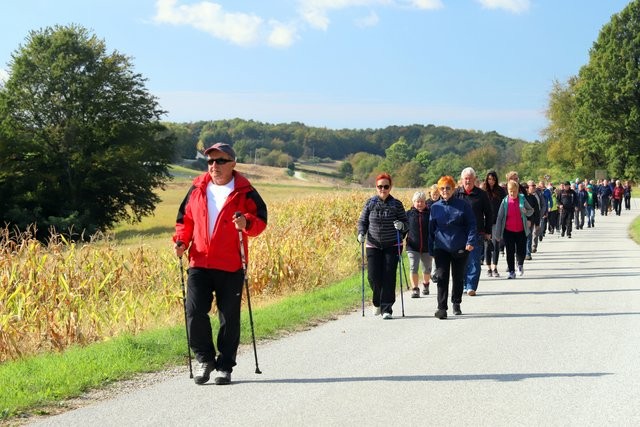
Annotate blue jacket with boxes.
[428,197,477,255]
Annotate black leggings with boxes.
[367,246,399,314]
[503,229,526,273]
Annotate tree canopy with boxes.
[545,0,640,181]
[0,24,173,239]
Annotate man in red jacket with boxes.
[173,142,267,385]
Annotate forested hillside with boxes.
[167,119,533,186]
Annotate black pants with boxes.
[186,267,244,372]
[503,229,526,273]
[600,196,610,215]
[624,195,631,210]
[547,210,558,233]
[433,249,468,310]
[613,198,622,215]
[560,208,573,236]
[367,246,399,314]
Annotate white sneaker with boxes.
[518,265,524,276]
[214,370,231,385]
[382,312,392,320]
[372,306,381,316]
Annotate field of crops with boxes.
[1,164,417,362]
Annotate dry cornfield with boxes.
[0,190,383,362]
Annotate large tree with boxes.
[0,25,173,239]
[573,1,640,179]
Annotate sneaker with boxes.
[525,254,532,260]
[508,271,516,279]
[493,269,500,278]
[422,283,430,295]
[411,287,420,298]
[467,289,476,296]
[518,265,524,276]
[453,304,462,315]
[434,309,447,319]
[194,361,215,385]
[372,306,381,316]
[214,370,231,385]
[382,312,392,320]
[487,269,493,277]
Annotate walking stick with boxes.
[361,240,365,317]
[178,257,193,378]
[396,229,406,317]
[235,212,262,374]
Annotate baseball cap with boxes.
[204,143,236,159]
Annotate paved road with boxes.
[32,210,640,426]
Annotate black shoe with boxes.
[568,234,572,238]
[194,361,215,385]
[453,304,462,315]
[214,370,231,385]
[434,309,447,319]
[411,287,420,298]
[422,283,430,295]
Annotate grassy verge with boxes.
[630,215,640,244]
[0,274,368,420]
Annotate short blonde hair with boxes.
[507,180,519,193]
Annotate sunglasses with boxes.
[439,186,452,191]
[376,184,390,190]
[207,158,234,165]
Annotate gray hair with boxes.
[461,167,476,178]
[412,191,427,203]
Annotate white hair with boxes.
[412,191,427,203]
[461,167,476,178]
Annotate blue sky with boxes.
[0,0,633,141]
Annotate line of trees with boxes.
[543,0,640,182]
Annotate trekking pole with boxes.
[361,240,365,317]
[396,229,405,317]
[178,257,193,379]
[235,212,262,374]
[401,251,410,290]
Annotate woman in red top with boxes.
[494,180,533,279]
[612,180,625,216]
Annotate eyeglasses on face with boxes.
[439,186,452,191]
[207,158,234,165]
[376,184,390,190]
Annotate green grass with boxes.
[0,274,368,420]
[630,215,640,244]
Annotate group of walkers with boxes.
[170,142,633,386]
[357,169,634,321]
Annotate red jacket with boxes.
[613,186,625,200]
[173,171,267,271]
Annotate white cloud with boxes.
[267,21,298,48]
[152,0,442,48]
[476,0,530,14]
[355,11,379,28]
[408,0,444,10]
[298,0,392,31]
[153,0,265,46]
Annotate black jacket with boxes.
[406,207,429,253]
[358,195,408,249]
[454,186,492,235]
